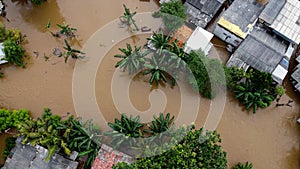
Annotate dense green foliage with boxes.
[185,50,226,99]
[275,86,285,97]
[114,44,148,75]
[233,162,253,169]
[0,109,30,133]
[227,68,276,113]
[159,0,187,32]
[2,137,16,160]
[3,39,25,67]
[67,118,101,169]
[17,108,72,162]
[113,127,227,169]
[0,24,26,67]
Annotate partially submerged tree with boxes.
[120,4,139,31]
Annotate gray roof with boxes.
[186,0,225,16]
[227,26,288,73]
[185,0,225,28]
[222,0,264,32]
[259,0,286,25]
[2,137,78,169]
[269,0,300,44]
[291,66,300,92]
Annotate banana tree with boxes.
[17,109,72,162]
[148,113,174,135]
[68,118,101,169]
[233,162,253,169]
[114,43,149,75]
[63,39,85,63]
[233,80,274,113]
[120,4,139,31]
[143,54,169,85]
[105,114,145,149]
[56,23,77,38]
[147,32,172,52]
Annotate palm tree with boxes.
[233,162,253,169]
[120,4,139,31]
[56,23,77,38]
[63,39,85,63]
[147,32,172,52]
[114,43,149,75]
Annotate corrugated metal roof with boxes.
[219,0,264,35]
[185,0,225,28]
[227,26,287,74]
[2,138,78,169]
[270,0,300,44]
[259,0,286,25]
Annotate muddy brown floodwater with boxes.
[0,0,299,168]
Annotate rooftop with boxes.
[227,25,288,74]
[218,0,265,38]
[91,144,134,169]
[269,0,300,44]
[259,0,286,25]
[2,137,78,169]
[185,0,225,28]
[186,0,225,16]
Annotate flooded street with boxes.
[0,0,299,168]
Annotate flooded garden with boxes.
[0,0,299,168]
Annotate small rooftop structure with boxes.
[214,0,265,47]
[227,25,290,84]
[2,137,78,169]
[218,0,264,39]
[91,144,134,169]
[184,0,225,28]
[291,54,300,92]
[170,24,194,47]
[0,43,7,64]
[184,26,214,55]
[259,0,300,44]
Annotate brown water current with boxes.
[0,0,299,168]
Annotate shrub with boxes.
[275,86,285,97]
[2,39,25,67]
[0,109,30,133]
[30,0,46,5]
[2,137,16,160]
[159,0,187,32]
[113,128,227,169]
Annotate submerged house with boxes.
[226,25,290,84]
[214,0,265,47]
[184,0,225,28]
[2,137,78,169]
[259,0,300,45]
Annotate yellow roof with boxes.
[218,17,251,39]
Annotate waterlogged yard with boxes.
[0,0,299,169]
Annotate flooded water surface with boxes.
[0,0,299,168]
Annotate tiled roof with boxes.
[259,0,286,25]
[270,0,300,44]
[91,144,134,169]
